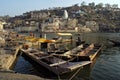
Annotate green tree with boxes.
[89,2,95,7]
[112,4,118,8]
[105,4,111,9]
[96,3,103,8]
[81,1,86,6]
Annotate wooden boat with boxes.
[107,39,120,46]
[53,43,93,59]
[20,48,91,75]
[70,44,103,61]
[53,43,103,61]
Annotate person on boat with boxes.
[39,34,42,38]
[77,35,81,43]
[76,34,82,46]
[70,36,73,43]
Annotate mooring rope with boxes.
[57,73,61,80]
[69,67,83,80]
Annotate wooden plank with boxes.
[49,61,68,67]
[68,61,91,70]
[78,44,94,56]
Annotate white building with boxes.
[63,10,68,19]
[0,21,6,30]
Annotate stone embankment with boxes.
[0,71,48,80]
[0,30,51,80]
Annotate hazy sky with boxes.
[0,0,119,17]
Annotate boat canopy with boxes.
[25,37,38,42]
[25,37,54,43]
[57,33,72,36]
[37,38,54,43]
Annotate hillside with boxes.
[6,3,120,32]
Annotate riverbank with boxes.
[0,47,19,69]
[0,48,49,80]
[0,30,52,80]
[0,71,50,80]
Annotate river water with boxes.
[14,33,120,80]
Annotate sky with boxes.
[0,0,120,17]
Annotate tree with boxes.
[112,4,118,8]
[73,3,79,6]
[105,4,111,9]
[89,2,95,7]
[81,1,86,6]
[96,3,103,8]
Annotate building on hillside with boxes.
[79,26,92,32]
[71,10,86,18]
[41,18,60,32]
[59,18,78,31]
[86,21,99,32]
[30,11,49,19]
[23,11,50,19]
[63,10,68,19]
[0,21,6,30]
[14,20,39,32]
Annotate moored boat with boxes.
[53,43,103,61]
[20,48,91,75]
[53,43,94,60]
[70,44,103,61]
